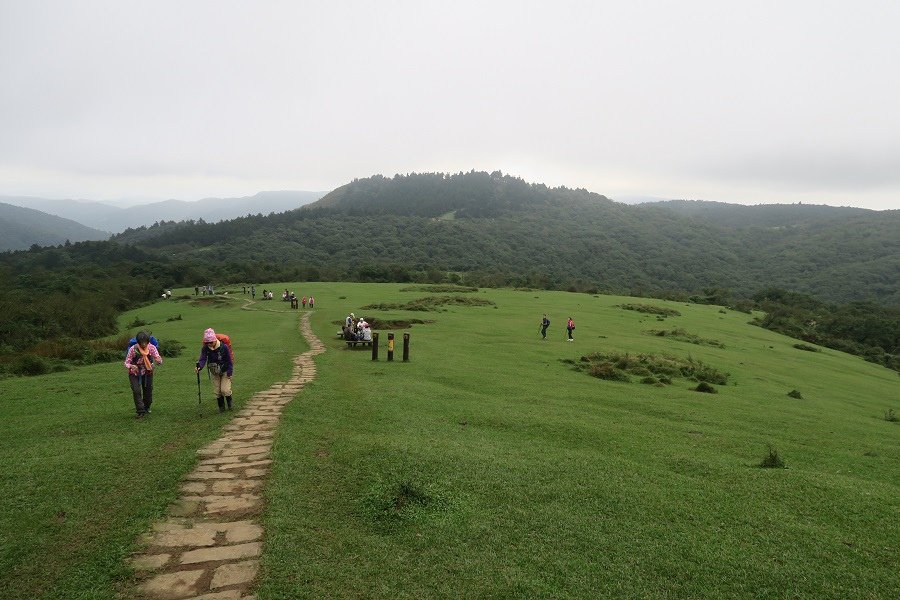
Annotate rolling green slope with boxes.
[0,284,896,598]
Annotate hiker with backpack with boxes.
[540,314,550,339]
[124,331,163,418]
[195,328,234,412]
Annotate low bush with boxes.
[793,343,820,352]
[12,354,51,376]
[885,408,898,422]
[362,296,495,312]
[648,328,725,348]
[574,350,729,388]
[759,444,786,469]
[158,339,185,358]
[695,382,717,393]
[128,317,148,328]
[587,363,631,382]
[619,303,681,317]
[788,390,803,399]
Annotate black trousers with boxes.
[129,373,154,414]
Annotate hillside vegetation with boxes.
[117,171,900,305]
[1,284,896,598]
[0,202,109,250]
[2,172,898,375]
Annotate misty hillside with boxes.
[0,202,109,251]
[639,199,875,229]
[0,191,325,233]
[114,172,900,305]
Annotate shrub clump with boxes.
[694,382,718,393]
[759,444,786,469]
[12,354,51,376]
[788,389,803,399]
[158,339,185,358]
[588,362,631,382]
[793,343,820,352]
[574,351,730,388]
[648,328,725,348]
[362,296,495,312]
[885,408,898,422]
[400,285,479,293]
[619,303,681,317]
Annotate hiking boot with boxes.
[217,396,226,413]
[225,396,233,410]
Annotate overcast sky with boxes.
[2,1,899,209]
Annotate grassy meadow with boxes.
[1,283,897,598]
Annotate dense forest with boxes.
[118,171,899,305]
[2,171,898,374]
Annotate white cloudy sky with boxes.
[2,0,899,209]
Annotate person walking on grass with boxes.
[540,314,550,339]
[125,331,163,418]
[567,317,575,341]
[196,328,234,413]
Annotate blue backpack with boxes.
[126,336,159,357]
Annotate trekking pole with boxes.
[196,369,202,417]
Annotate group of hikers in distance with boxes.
[540,314,576,341]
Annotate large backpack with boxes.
[214,333,235,363]
[126,335,159,357]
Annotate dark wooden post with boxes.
[372,332,379,360]
[387,332,395,361]
[403,333,410,362]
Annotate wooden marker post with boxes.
[372,332,379,361]
[403,333,410,362]
[387,332,395,361]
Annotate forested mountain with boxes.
[0,191,325,233]
[639,199,876,228]
[3,171,898,373]
[116,171,900,306]
[0,202,109,250]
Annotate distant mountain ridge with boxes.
[115,171,900,305]
[0,190,325,234]
[0,202,109,251]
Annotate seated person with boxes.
[361,324,373,342]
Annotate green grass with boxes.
[1,284,898,599]
[0,291,300,599]
[261,285,900,599]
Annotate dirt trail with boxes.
[130,311,324,599]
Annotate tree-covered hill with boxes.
[0,202,109,251]
[116,171,900,306]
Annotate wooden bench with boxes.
[345,339,372,347]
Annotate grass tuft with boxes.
[788,389,803,399]
[885,408,898,422]
[759,444,786,468]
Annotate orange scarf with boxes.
[137,344,153,370]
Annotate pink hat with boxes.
[203,328,217,343]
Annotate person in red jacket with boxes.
[566,317,575,341]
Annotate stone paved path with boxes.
[130,311,324,599]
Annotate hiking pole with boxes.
[196,369,202,417]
